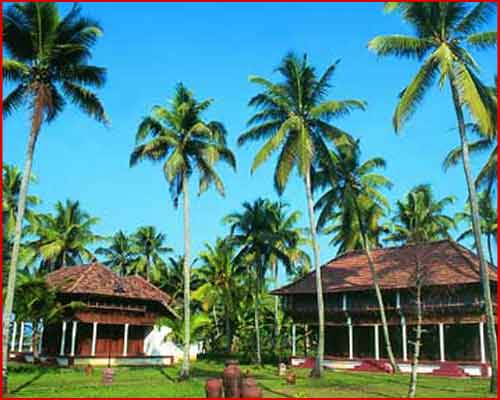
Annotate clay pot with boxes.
[286,373,296,385]
[223,363,242,398]
[102,368,114,386]
[241,383,262,398]
[205,378,223,398]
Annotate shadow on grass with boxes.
[259,382,294,398]
[10,370,47,395]
[157,367,177,383]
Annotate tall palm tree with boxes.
[193,238,245,352]
[313,142,399,371]
[368,3,498,389]
[157,255,201,302]
[224,199,290,365]
[2,3,107,390]
[443,78,497,196]
[267,201,310,351]
[456,192,497,267]
[238,52,365,376]
[128,226,172,282]
[385,185,456,245]
[26,200,103,272]
[130,83,236,379]
[96,230,136,277]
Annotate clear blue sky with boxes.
[3,2,498,280]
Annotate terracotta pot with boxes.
[102,368,114,386]
[223,363,241,398]
[241,384,262,398]
[205,378,223,398]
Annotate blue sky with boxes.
[3,2,498,281]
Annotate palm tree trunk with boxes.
[450,79,498,393]
[180,173,191,380]
[273,260,280,352]
[225,306,232,353]
[254,265,262,365]
[2,96,43,393]
[353,198,399,372]
[304,172,324,378]
[487,234,495,267]
[408,260,423,398]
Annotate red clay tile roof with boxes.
[273,240,497,295]
[46,263,177,316]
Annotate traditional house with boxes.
[9,263,200,367]
[273,240,497,377]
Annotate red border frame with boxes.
[0,1,498,399]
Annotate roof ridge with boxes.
[448,240,496,278]
[67,263,98,292]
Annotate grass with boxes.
[5,360,494,398]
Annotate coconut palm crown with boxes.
[369,2,496,135]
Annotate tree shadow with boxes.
[10,370,47,395]
[258,382,294,398]
[157,367,176,383]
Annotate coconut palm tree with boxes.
[193,238,245,352]
[368,3,498,389]
[457,192,497,267]
[26,200,103,272]
[96,231,137,277]
[2,3,107,389]
[443,78,497,196]
[130,83,236,379]
[224,199,291,365]
[313,142,399,371]
[238,52,365,376]
[128,226,172,282]
[385,185,456,245]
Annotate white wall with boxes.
[143,325,201,362]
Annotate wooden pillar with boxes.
[70,321,78,356]
[91,322,98,356]
[348,317,353,360]
[18,321,25,352]
[439,323,445,362]
[10,321,17,352]
[38,323,44,354]
[123,323,129,356]
[291,324,296,357]
[479,321,486,363]
[374,324,380,360]
[60,321,67,356]
[401,316,407,361]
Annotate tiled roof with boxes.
[273,240,497,295]
[46,263,177,315]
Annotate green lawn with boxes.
[6,361,494,398]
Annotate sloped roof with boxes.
[273,240,497,295]
[46,263,177,316]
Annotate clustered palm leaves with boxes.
[386,185,456,245]
[239,52,366,376]
[444,77,497,196]
[96,227,173,281]
[314,143,392,255]
[456,192,497,268]
[26,200,102,273]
